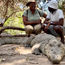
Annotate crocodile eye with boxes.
[49,44,53,47]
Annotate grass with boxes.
[4,11,26,35]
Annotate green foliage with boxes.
[4,11,26,35]
[58,0,65,10]
[62,1,65,12]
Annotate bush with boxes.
[4,11,26,35]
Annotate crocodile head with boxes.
[44,39,65,64]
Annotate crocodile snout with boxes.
[49,54,63,64]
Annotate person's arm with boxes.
[43,11,50,24]
[51,10,64,26]
[37,9,47,18]
[42,18,50,31]
[50,18,64,26]
[22,16,41,25]
[43,13,47,18]
[44,18,50,24]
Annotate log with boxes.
[0,26,25,34]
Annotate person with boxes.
[37,0,49,14]
[42,0,64,43]
[22,0,47,35]
[37,0,44,10]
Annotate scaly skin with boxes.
[31,33,65,64]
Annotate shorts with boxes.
[48,25,64,37]
[25,24,41,34]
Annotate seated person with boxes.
[22,0,47,35]
[42,0,64,43]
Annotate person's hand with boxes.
[44,26,49,32]
[44,22,51,32]
[33,19,41,24]
[45,26,48,30]
[38,19,41,24]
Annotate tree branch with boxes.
[5,11,17,22]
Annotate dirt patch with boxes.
[0,44,65,65]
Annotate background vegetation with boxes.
[0,0,64,35]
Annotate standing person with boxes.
[37,0,44,10]
[37,0,51,14]
[42,0,64,43]
[22,0,47,35]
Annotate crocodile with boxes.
[31,33,65,64]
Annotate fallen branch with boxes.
[0,26,25,34]
[0,34,28,37]
[5,11,18,22]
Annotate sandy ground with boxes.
[0,44,65,65]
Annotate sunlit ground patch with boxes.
[15,47,32,54]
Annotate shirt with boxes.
[22,9,44,21]
[38,1,49,13]
[46,9,64,22]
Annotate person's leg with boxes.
[53,26,64,44]
[48,25,59,36]
[25,25,34,36]
[34,24,41,34]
